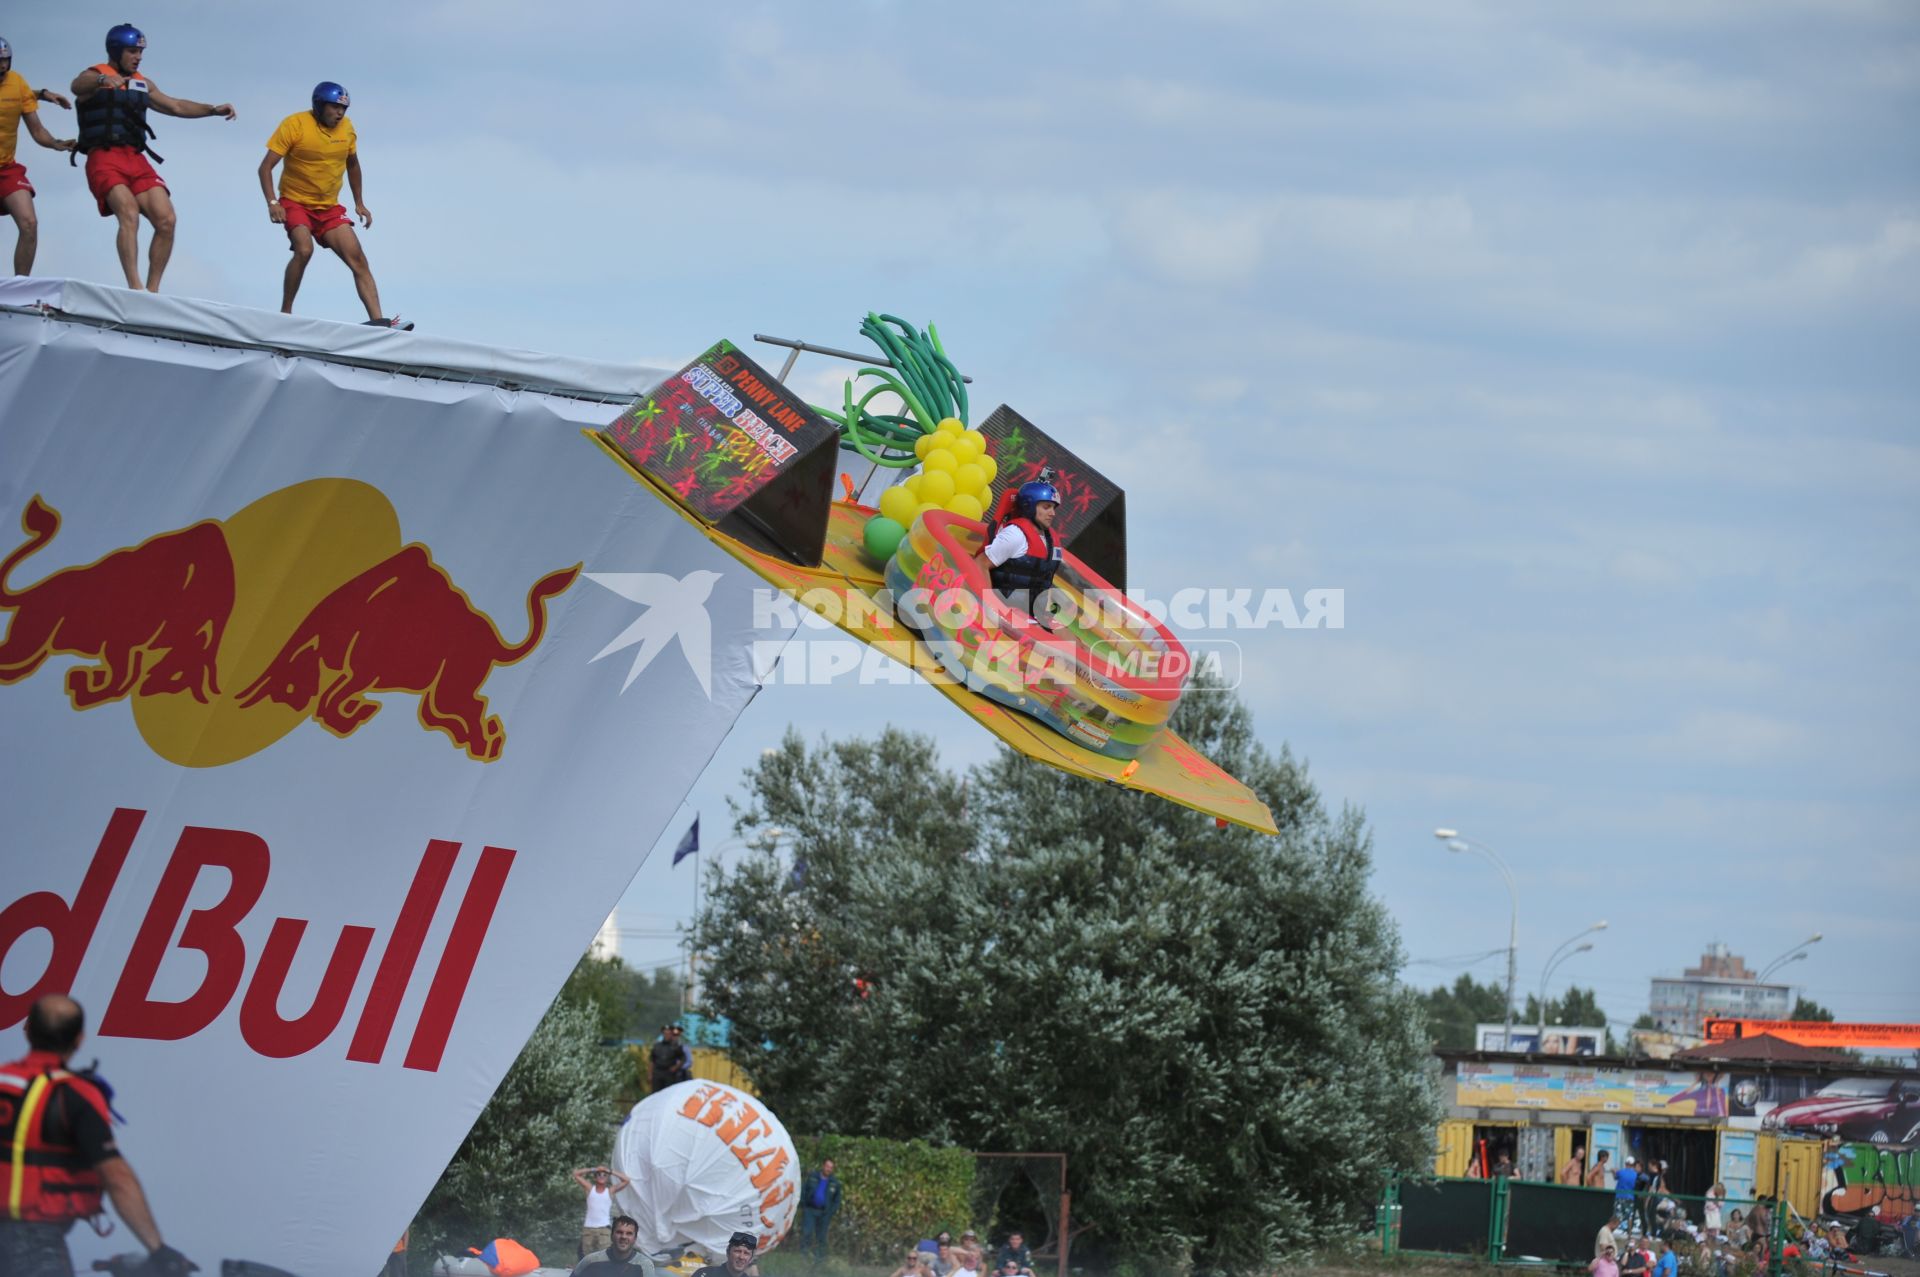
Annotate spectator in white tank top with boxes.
[573,1164,632,1259]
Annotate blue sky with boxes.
[9,2,1916,1031]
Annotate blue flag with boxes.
[671,815,700,867]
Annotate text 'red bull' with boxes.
[0,808,511,1070]
[0,496,233,708]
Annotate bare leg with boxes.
[103,184,142,288]
[136,186,178,293]
[321,224,383,321]
[282,225,315,313]
[4,190,37,275]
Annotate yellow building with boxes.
[1431,1047,1919,1222]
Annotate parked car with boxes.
[1762,1077,1920,1143]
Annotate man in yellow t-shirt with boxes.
[0,36,78,275]
[256,81,401,327]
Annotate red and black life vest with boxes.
[0,1052,109,1223]
[987,516,1062,601]
[75,62,159,158]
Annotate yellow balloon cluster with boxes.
[876,418,998,532]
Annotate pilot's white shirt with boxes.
[984,523,1051,566]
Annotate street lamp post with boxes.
[1758,933,1822,983]
[1768,951,1807,981]
[1435,828,1519,1052]
[1537,920,1605,1046]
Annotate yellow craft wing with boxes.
[592,436,1277,836]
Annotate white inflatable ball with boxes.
[612,1080,800,1258]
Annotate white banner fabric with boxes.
[0,275,654,399]
[0,292,779,1274]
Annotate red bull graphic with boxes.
[235,545,578,761]
[0,480,578,765]
[0,297,783,1277]
[0,497,234,709]
[0,808,509,1073]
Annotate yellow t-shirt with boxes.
[266,110,356,208]
[0,70,41,168]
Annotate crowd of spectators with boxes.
[547,1140,1108,1277]
[1588,1191,1917,1275]
[895,1226,1041,1277]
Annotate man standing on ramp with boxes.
[257,81,407,328]
[70,23,235,292]
[0,35,77,276]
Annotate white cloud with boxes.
[1650,709,1804,764]
[1109,195,1267,286]
[1192,377,1251,404]
[1591,652,1779,694]
[1781,217,1920,299]
[1607,548,1689,588]
[1108,190,1493,290]
[1500,47,1783,130]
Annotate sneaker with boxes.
[361,316,416,331]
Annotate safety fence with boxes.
[1377,1177,1797,1272]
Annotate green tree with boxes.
[1422,974,1508,1048]
[694,675,1440,1273]
[1555,986,1607,1029]
[1517,986,1608,1039]
[632,964,687,1040]
[565,953,643,1040]
[562,954,688,1043]
[1790,996,1835,1022]
[409,964,627,1269]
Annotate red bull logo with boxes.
[235,544,577,761]
[0,497,233,709]
[0,479,578,765]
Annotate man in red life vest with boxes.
[982,478,1064,626]
[70,23,236,292]
[0,994,192,1276]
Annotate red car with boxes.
[1762,1077,1920,1143]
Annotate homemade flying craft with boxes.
[588,317,1277,835]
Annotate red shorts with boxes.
[84,147,167,216]
[0,162,34,201]
[280,199,352,240]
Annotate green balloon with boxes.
[863,515,908,562]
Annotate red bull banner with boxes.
[0,287,785,1274]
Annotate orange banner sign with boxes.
[1705,1020,1920,1049]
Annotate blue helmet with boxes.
[0,36,12,63]
[105,24,146,60]
[312,81,350,110]
[1013,480,1059,515]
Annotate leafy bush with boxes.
[791,1133,975,1264]
[407,973,627,1271]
